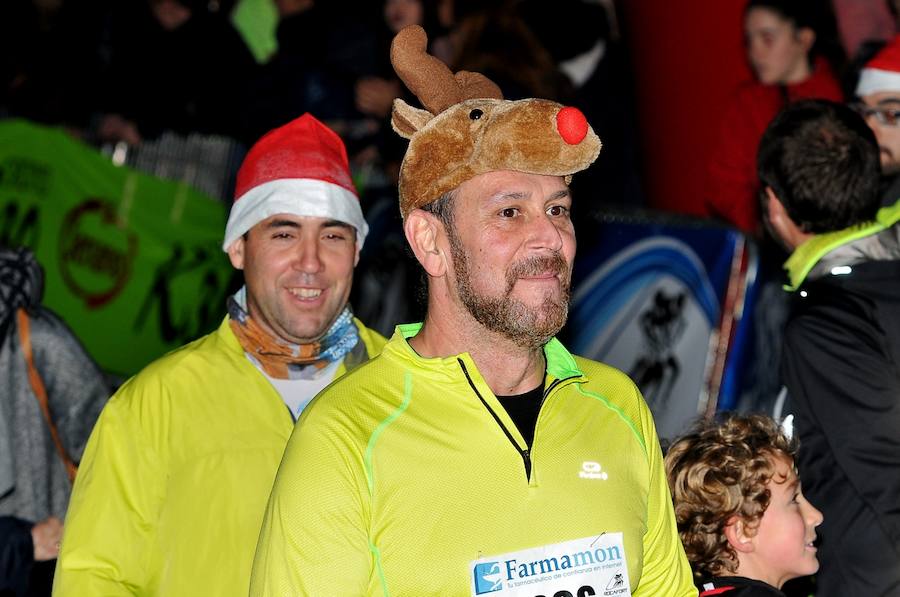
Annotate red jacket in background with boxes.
[706,58,843,233]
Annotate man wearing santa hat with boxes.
[854,33,900,206]
[758,98,900,597]
[52,114,386,597]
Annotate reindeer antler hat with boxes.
[390,25,602,218]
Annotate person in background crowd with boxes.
[707,0,843,234]
[0,0,108,132]
[1,246,110,597]
[242,0,377,146]
[355,0,445,123]
[710,0,845,421]
[759,99,900,596]
[450,1,574,102]
[95,0,258,145]
[52,114,386,597]
[351,0,445,190]
[853,33,900,205]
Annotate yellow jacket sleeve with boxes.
[633,392,697,597]
[53,376,167,596]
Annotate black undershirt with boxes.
[496,382,545,450]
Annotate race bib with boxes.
[470,533,631,597]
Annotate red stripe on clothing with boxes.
[699,587,735,596]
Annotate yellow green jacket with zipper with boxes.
[250,322,696,596]
[52,316,386,597]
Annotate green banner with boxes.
[0,120,236,378]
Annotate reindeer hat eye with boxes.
[469,109,483,120]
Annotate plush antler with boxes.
[389,24,601,218]
[390,25,502,115]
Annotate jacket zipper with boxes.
[457,358,578,482]
[530,375,580,464]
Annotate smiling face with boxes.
[744,7,813,85]
[442,170,575,348]
[746,455,824,588]
[227,214,357,344]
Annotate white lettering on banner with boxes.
[470,533,631,597]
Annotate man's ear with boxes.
[724,516,755,554]
[227,236,246,270]
[764,187,783,221]
[797,27,815,53]
[764,187,812,250]
[404,209,447,277]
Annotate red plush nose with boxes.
[556,106,589,145]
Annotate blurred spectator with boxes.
[758,99,899,596]
[518,0,645,215]
[0,0,109,132]
[449,1,574,102]
[706,0,844,235]
[831,0,895,64]
[344,3,449,335]
[93,0,257,145]
[352,0,445,188]
[852,34,900,206]
[0,247,110,596]
[356,0,444,120]
[242,0,378,146]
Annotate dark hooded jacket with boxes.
[782,202,900,596]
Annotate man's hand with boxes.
[32,516,63,561]
[355,77,402,118]
[97,113,143,146]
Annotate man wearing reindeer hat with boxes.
[53,114,386,597]
[250,26,694,596]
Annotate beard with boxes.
[447,229,571,349]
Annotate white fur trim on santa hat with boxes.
[222,178,368,252]
[856,67,900,97]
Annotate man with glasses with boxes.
[853,34,900,206]
[759,99,900,596]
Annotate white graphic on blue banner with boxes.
[570,237,720,440]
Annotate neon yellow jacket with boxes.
[250,323,696,596]
[53,317,386,597]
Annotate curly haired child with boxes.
[665,414,823,596]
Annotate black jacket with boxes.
[782,222,900,596]
[0,517,32,597]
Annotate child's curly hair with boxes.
[664,413,797,578]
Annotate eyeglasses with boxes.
[850,102,900,126]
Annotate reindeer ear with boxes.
[391,98,433,139]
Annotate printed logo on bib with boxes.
[473,561,504,593]
[470,533,631,597]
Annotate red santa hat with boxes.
[222,114,368,252]
[856,34,900,97]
